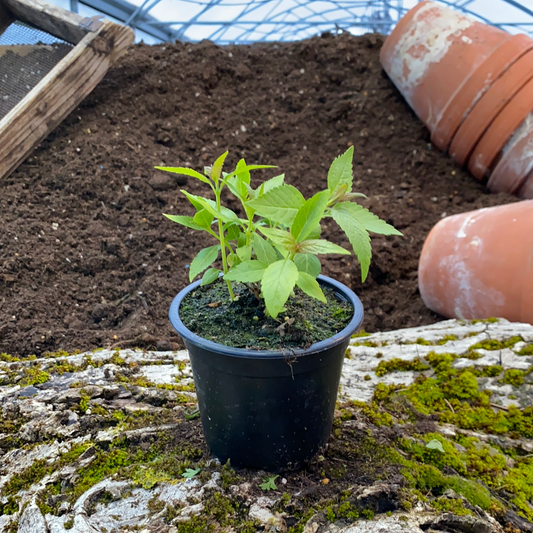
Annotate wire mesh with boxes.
[0,22,72,120]
[112,0,533,43]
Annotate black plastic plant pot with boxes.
[169,275,364,471]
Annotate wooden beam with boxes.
[0,1,14,34]
[1,0,98,44]
[0,20,134,180]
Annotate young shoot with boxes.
[159,147,402,318]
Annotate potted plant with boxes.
[160,148,401,470]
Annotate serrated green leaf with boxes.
[331,204,372,281]
[236,245,252,262]
[294,253,321,277]
[182,468,201,479]
[260,174,285,194]
[261,259,299,318]
[327,146,354,195]
[224,260,267,283]
[212,151,228,181]
[259,227,296,252]
[334,202,402,236]
[193,209,214,229]
[155,166,211,186]
[296,272,326,303]
[201,268,221,286]
[189,245,219,282]
[291,189,329,243]
[163,214,204,231]
[247,185,305,226]
[253,233,278,265]
[426,439,445,453]
[297,239,350,255]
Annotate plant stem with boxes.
[215,185,235,300]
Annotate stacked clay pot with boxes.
[381,1,533,198]
[418,201,533,324]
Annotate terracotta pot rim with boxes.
[450,48,533,170]
[467,72,533,180]
[432,33,533,152]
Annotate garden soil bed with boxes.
[0,32,517,357]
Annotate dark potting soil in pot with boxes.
[0,33,518,357]
[179,279,353,350]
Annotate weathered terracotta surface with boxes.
[418,201,533,323]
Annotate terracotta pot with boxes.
[418,201,533,324]
[450,48,533,168]
[433,33,533,151]
[468,76,533,180]
[380,1,512,136]
[517,168,533,199]
[487,113,533,195]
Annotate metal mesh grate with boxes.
[0,21,73,120]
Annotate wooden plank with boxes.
[0,20,134,180]
[2,0,97,44]
[0,1,14,34]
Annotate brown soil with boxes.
[0,33,517,357]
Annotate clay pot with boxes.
[380,1,513,138]
[468,76,533,180]
[433,33,533,151]
[517,168,533,199]
[418,201,533,324]
[487,113,533,195]
[450,48,533,169]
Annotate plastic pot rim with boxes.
[169,274,364,360]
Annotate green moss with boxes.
[131,467,175,489]
[0,353,21,362]
[19,366,50,386]
[64,517,74,529]
[517,344,533,356]
[469,337,522,351]
[375,357,429,377]
[501,369,526,387]
[430,496,472,516]
[436,335,458,345]
[352,330,371,338]
[0,496,18,515]
[471,318,499,324]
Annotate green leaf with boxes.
[291,189,329,243]
[260,174,285,194]
[201,268,221,286]
[253,233,278,265]
[181,191,240,224]
[212,151,229,181]
[426,439,445,453]
[182,468,201,479]
[193,209,214,229]
[246,185,305,226]
[225,223,241,241]
[224,260,267,283]
[163,214,203,231]
[259,227,296,252]
[224,165,277,182]
[227,159,251,200]
[327,146,354,195]
[261,259,299,318]
[259,475,279,491]
[155,166,211,186]
[308,225,321,240]
[236,245,252,262]
[294,253,321,277]
[297,239,350,255]
[189,245,219,282]
[335,202,402,236]
[296,272,326,303]
[331,203,372,281]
